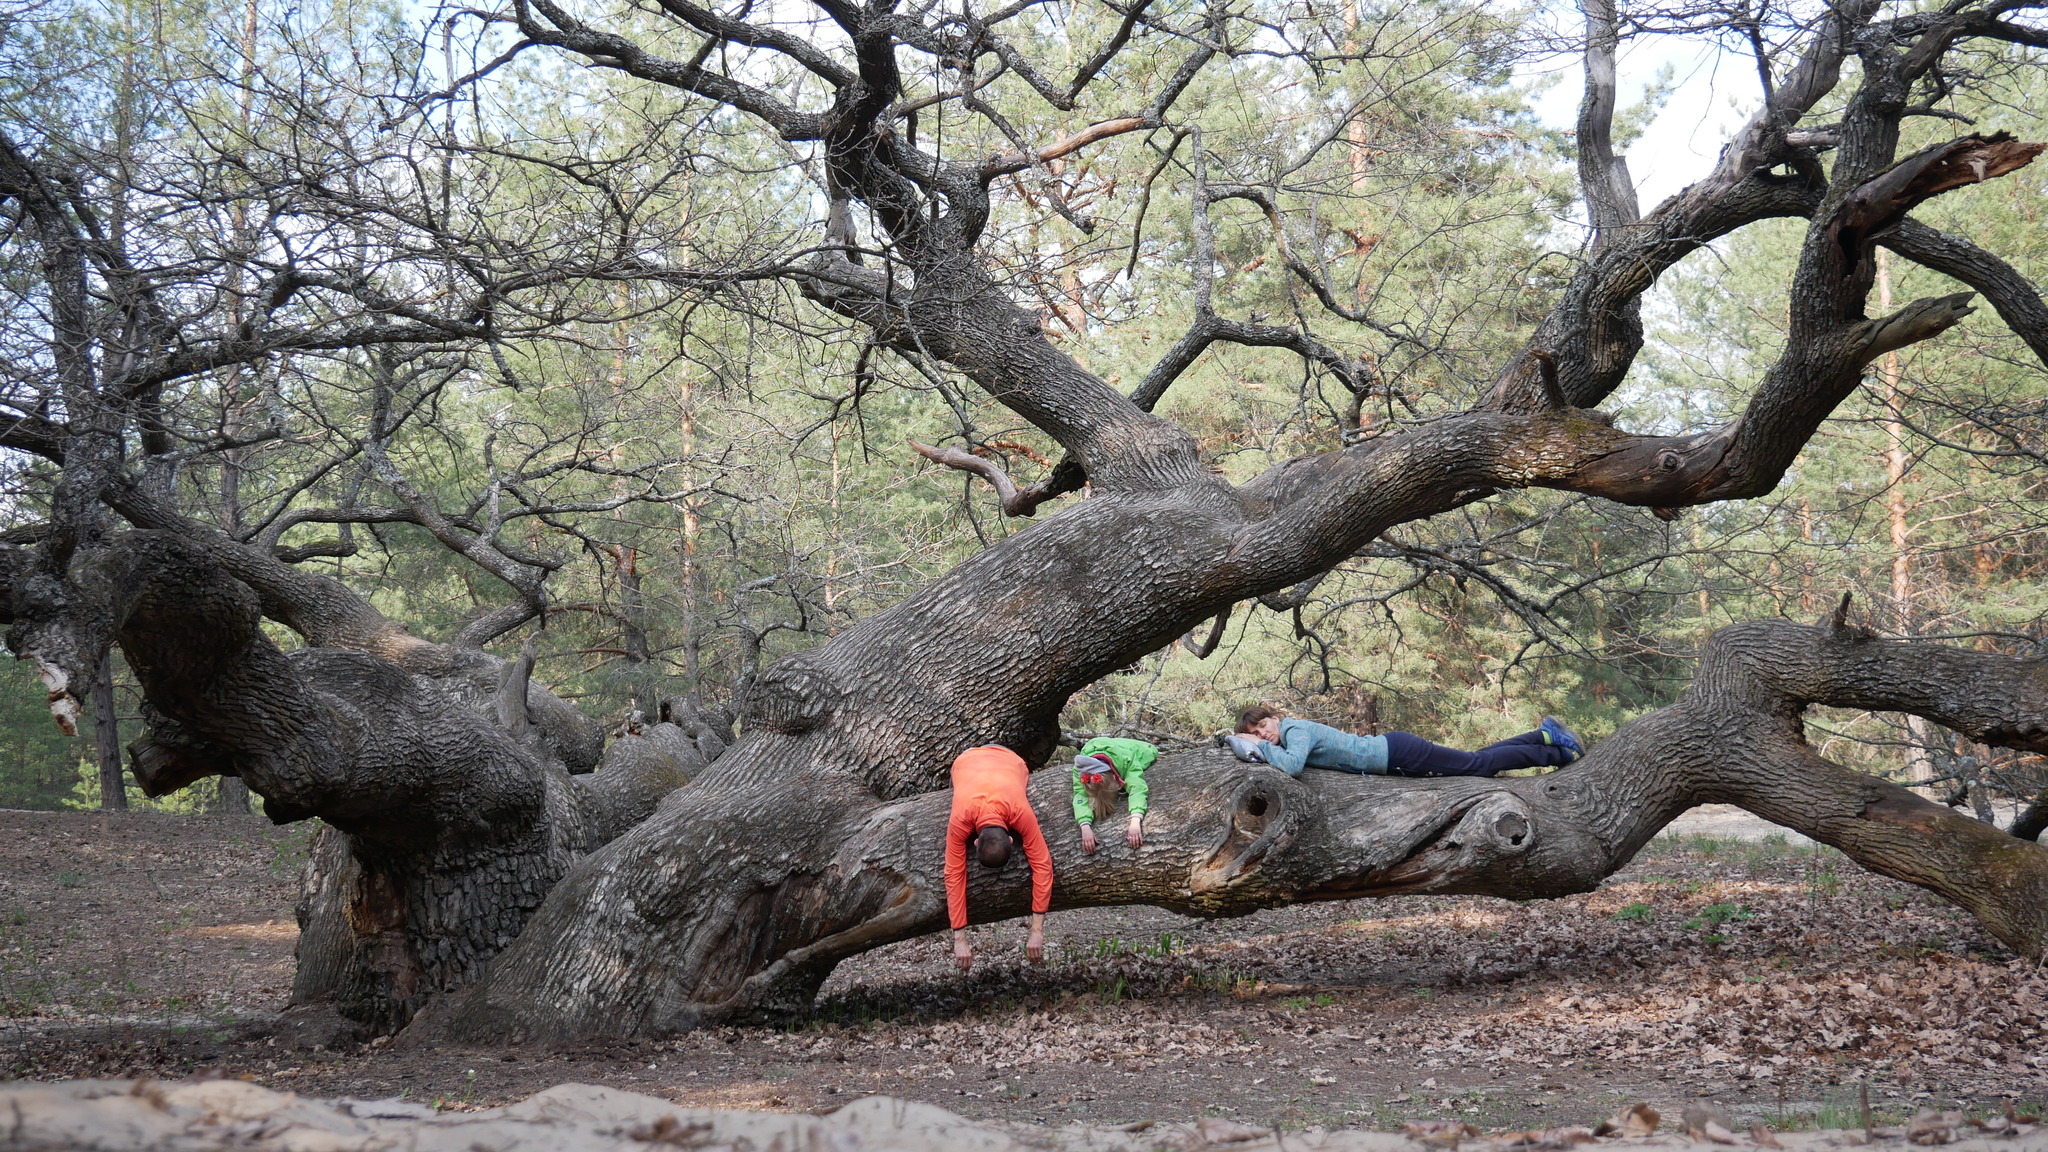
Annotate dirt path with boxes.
[1662,803,2022,846]
[3,809,2044,1134]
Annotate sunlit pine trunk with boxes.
[1693,519,1711,645]
[1050,165,1088,338]
[667,175,706,693]
[1345,0,1375,315]
[1797,499,1817,617]
[824,420,842,630]
[90,657,124,811]
[1878,251,1939,792]
[677,343,703,690]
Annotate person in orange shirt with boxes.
[944,745,1053,972]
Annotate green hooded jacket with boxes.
[1071,737,1158,824]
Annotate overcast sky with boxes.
[1528,33,1762,210]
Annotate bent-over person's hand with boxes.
[952,930,974,972]
[1080,824,1098,854]
[1126,815,1144,849]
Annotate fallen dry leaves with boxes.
[795,838,2048,1105]
[6,813,2047,1130]
[1593,1103,1661,1138]
[1404,1118,1482,1145]
[1489,1125,1595,1149]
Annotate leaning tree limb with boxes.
[1575,0,1641,254]
[1225,131,2042,543]
[420,615,2048,1041]
[1883,218,2048,370]
[103,480,606,772]
[1485,0,1888,414]
[907,440,1070,518]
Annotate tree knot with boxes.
[743,654,842,735]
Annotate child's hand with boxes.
[1126,816,1144,849]
[1080,825,1098,854]
[953,930,974,972]
[1025,928,1045,964]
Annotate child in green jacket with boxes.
[1071,736,1157,853]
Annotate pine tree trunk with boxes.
[90,659,124,812]
[214,776,251,814]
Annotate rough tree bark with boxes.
[8,0,2048,1043]
[429,607,2048,1039]
[4,531,697,1033]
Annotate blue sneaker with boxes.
[1539,716,1584,762]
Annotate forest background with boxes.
[1,0,2043,817]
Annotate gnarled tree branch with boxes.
[427,616,2048,1040]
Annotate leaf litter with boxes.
[3,813,2046,1135]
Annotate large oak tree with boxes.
[4,0,2048,1040]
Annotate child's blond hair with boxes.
[1081,773,1121,823]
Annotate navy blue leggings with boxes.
[1382,730,1572,778]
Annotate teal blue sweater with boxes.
[1259,718,1389,776]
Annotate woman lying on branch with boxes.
[1227,705,1583,779]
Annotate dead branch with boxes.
[907,439,1067,517]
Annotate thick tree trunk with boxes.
[8,0,2048,1060]
[5,532,696,1032]
[19,508,2048,1042]
[416,593,2048,1043]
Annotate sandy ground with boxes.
[2,806,2045,1135]
[7,1077,2045,1152]
[1662,803,2021,846]
[1661,806,1817,845]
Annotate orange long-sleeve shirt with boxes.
[944,745,1053,931]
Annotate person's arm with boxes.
[1260,727,1311,776]
[1124,762,1149,817]
[944,811,974,970]
[1123,763,1148,848]
[1015,805,1053,963]
[1126,741,1160,775]
[1069,769,1101,853]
